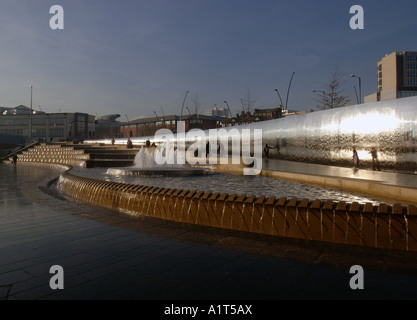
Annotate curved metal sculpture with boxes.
[86,96,417,172]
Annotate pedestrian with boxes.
[352,148,359,169]
[127,138,133,148]
[369,148,380,171]
[263,144,275,158]
[12,154,18,166]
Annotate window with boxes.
[0,118,29,126]
[32,118,47,125]
[49,128,64,137]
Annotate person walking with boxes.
[263,144,275,159]
[352,149,359,169]
[369,148,380,171]
[12,154,18,166]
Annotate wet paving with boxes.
[1,162,417,303]
[262,159,417,189]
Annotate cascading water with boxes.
[106,147,211,176]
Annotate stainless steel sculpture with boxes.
[85,96,417,172]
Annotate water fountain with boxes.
[106,146,211,176]
[54,96,417,252]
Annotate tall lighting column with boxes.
[285,72,295,111]
[29,85,33,139]
[350,74,362,104]
[223,100,232,118]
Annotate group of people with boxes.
[262,143,380,171]
[113,137,381,171]
[352,148,380,171]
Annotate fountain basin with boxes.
[106,166,212,176]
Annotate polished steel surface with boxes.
[85,96,417,171]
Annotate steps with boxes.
[15,143,139,167]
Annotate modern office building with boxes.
[0,106,96,142]
[365,51,417,102]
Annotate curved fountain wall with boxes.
[86,96,417,171]
[57,170,417,252]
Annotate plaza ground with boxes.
[1,160,417,301]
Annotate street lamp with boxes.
[223,100,232,118]
[274,89,284,108]
[350,74,361,104]
[180,90,189,121]
[285,72,295,111]
[29,85,33,139]
[353,86,359,104]
[186,107,192,117]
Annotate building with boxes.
[119,114,224,138]
[222,107,282,127]
[365,51,417,103]
[203,104,230,118]
[94,114,121,139]
[2,105,46,115]
[0,106,95,142]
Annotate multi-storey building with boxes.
[0,105,95,142]
[365,51,417,102]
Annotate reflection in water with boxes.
[70,167,384,205]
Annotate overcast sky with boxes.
[0,0,415,120]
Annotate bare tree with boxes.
[315,68,350,110]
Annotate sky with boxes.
[0,0,416,120]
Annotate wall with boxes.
[57,171,417,252]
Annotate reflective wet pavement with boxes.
[1,162,417,302]
[262,159,417,189]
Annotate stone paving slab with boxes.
[262,158,417,188]
[1,162,417,304]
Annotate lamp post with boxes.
[353,86,359,104]
[351,74,361,104]
[186,107,192,118]
[274,89,284,108]
[285,72,295,111]
[223,100,232,118]
[180,90,189,121]
[29,85,33,139]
